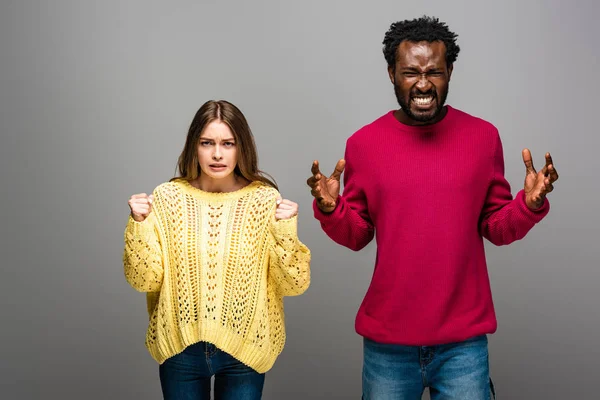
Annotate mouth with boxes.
[411,95,436,109]
[209,164,227,170]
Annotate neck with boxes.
[192,174,248,193]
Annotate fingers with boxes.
[330,159,346,180]
[128,192,153,221]
[129,193,150,205]
[129,195,152,206]
[275,198,298,220]
[276,199,294,207]
[308,159,344,187]
[536,152,559,187]
[275,210,297,220]
[547,164,559,182]
[308,160,324,189]
[542,176,555,193]
[522,148,536,174]
[306,175,318,187]
[539,152,550,177]
[276,199,298,210]
[525,166,557,209]
[534,176,554,200]
[544,153,553,169]
[310,187,323,200]
[544,153,559,182]
[130,207,151,215]
[307,166,324,199]
[311,160,321,177]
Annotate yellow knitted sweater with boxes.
[123,179,311,373]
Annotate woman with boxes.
[123,100,311,399]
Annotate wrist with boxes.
[317,200,336,214]
[521,190,549,213]
[525,197,543,210]
[131,212,146,222]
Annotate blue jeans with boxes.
[159,341,265,400]
[363,335,496,400]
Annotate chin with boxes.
[409,112,434,122]
[411,107,441,122]
[201,169,234,180]
[211,172,234,180]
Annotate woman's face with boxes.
[197,120,238,181]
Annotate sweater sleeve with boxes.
[123,212,164,292]
[479,134,550,246]
[313,138,375,251]
[268,216,311,297]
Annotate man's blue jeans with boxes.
[363,335,496,399]
[159,341,265,400]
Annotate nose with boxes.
[415,74,432,92]
[212,145,223,161]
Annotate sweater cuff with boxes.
[271,216,300,250]
[515,189,550,223]
[126,214,155,240]
[272,215,298,236]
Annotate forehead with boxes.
[200,120,234,138]
[396,40,447,67]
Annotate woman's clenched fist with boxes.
[128,193,154,222]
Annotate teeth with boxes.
[413,97,433,105]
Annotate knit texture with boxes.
[314,106,549,346]
[124,179,310,373]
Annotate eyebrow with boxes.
[399,67,442,72]
[199,137,236,141]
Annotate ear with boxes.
[447,63,454,81]
[387,66,395,84]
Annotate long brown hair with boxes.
[172,100,277,189]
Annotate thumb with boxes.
[522,148,536,174]
[147,194,154,214]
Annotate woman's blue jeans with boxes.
[159,341,265,400]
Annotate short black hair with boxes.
[383,16,460,69]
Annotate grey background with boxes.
[1,0,598,399]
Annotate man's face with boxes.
[388,40,453,125]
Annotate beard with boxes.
[394,83,449,123]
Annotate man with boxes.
[307,16,558,399]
